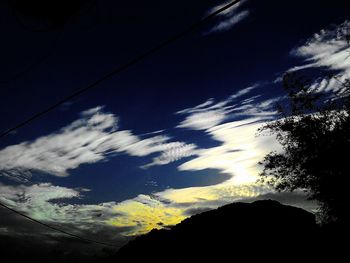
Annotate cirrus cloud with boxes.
[288,20,350,96]
[205,0,250,35]
[0,107,198,181]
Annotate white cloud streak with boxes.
[291,21,350,72]
[142,143,199,169]
[0,182,118,226]
[108,84,286,236]
[177,109,230,130]
[0,84,291,238]
[205,0,249,34]
[175,83,282,186]
[176,84,273,131]
[0,107,198,180]
[209,10,249,33]
[288,20,350,95]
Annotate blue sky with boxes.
[0,0,349,249]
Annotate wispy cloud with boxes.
[176,84,271,131]
[176,83,282,186]
[291,20,350,72]
[0,182,118,226]
[141,143,199,169]
[108,194,187,235]
[205,0,250,35]
[177,117,279,185]
[102,86,288,236]
[3,9,336,242]
[177,108,230,130]
[209,10,249,33]
[100,83,290,236]
[0,85,309,238]
[287,20,350,95]
[0,182,134,248]
[109,182,268,236]
[0,107,198,180]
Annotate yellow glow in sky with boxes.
[108,196,186,236]
[108,118,277,236]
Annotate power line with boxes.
[0,0,242,139]
[0,201,121,247]
[0,0,242,249]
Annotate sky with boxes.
[0,0,349,257]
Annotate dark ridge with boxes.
[96,200,346,263]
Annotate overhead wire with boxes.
[0,0,242,247]
[0,201,121,247]
[0,0,242,139]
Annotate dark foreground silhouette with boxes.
[1,200,346,262]
[96,200,346,263]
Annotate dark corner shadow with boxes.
[94,200,348,263]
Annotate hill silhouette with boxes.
[97,200,346,263]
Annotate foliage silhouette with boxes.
[258,72,350,225]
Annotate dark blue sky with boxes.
[1,0,348,141]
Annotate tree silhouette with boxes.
[258,72,350,225]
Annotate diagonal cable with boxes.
[0,0,241,139]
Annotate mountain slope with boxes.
[99,200,327,262]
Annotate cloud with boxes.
[209,10,249,33]
[0,107,198,180]
[154,21,349,232]
[228,85,257,100]
[161,22,350,226]
[108,170,315,236]
[108,181,268,236]
[291,20,350,72]
[176,85,281,186]
[0,84,285,238]
[176,98,215,115]
[178,118,279,185]
[108,194,187,235]
[4,16,340,244]
[2,97,275,238]
[107,87,290,236]
[288,20,350,95]
[0,183,118,225]
[177,109,229,130]
[0,85,311,239]
[3,91,278,237]
[205,0,249,34]
[0,182,132,256]
[176,84,273,131]
[141,143,199,169]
